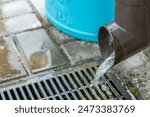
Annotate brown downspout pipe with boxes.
[98,0,150,65]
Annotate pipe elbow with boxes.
[99,22,149,65]
[99,0,150,65]
[99,22,130,64]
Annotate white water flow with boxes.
[91,51,115,84]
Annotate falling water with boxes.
[91,51,115,84]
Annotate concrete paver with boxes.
[0,13,42,36]
[49,26,75,45]
[0,37,26,81]
[16,29,67,73]
[114,52,150,99]
[0,0,32,19]
[6,13,42,34]
[144,47,150,59]
[61,41,100,65]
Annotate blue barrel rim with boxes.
[45,0,114,42]
[46,7,98,42]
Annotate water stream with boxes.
[91,51,115,84]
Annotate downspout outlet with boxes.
[99,0,150,64]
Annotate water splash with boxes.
[91,51,115,84]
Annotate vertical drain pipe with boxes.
[98,0,150,64]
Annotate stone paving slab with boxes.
[49,26,75,45]
[0,37,26,82]
[0,0,33,19]
[61,41,101,65]
[114,51,150,99]
[144,47,150,59]
[128,61,150,100]
[16,29,67,73]
[0,13,42,36]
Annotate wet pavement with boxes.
[0,37,26,81]
[16,29,66,73]
[0,0,100,81]
[0,0,150,100]
[0,0,32,19]
[61,41,100,65]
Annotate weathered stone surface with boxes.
[114,52,149,72]
[49,26,75,45]
[144,47,150,59]
[7,13,42,33]
[0,0,32,19]
[16,29,67,73]
[0,37,26,82]
[61,41,100,65]
[0,13,42,36]
[114,52,150,99]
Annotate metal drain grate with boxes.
[0,63,133,100]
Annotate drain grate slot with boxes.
[86,68,95,78]
[22,86,31,100]
[46,80,57,95]
[84,69,94,81]
[80,89,92,100]
[86,88,97,100]
[52,78,63,93]
[54,95,63,100]
[109,80,123,96]
[61,75,72,90]
[57,76,69,91]
[49,97,54,100]
[16,88,24,100]
[80,70,91,83]
[65,74,77,89]
[0,94,2,100]
[40,81,51,96]
[34,83,45,98]
[91,67,96,72]
[69,73,81,88]
[10,89,17,100]
[75,71,87,86]
[31,84,41,99]
[68,92,76,100]
[28,85,38,100]
[0,63,134,100]
[50,78,62,94]
[3,91,10,100]
[105,83,120,98]
[55,96,60,100]
[7,91,14,100]
[94,87,107,100]
[74,91,83,100]
[43,80,54,96]
[105,84,117,98]
[62,94,67,100]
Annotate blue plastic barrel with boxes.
[45,0,114,42]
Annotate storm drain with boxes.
[0,63,133,100]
